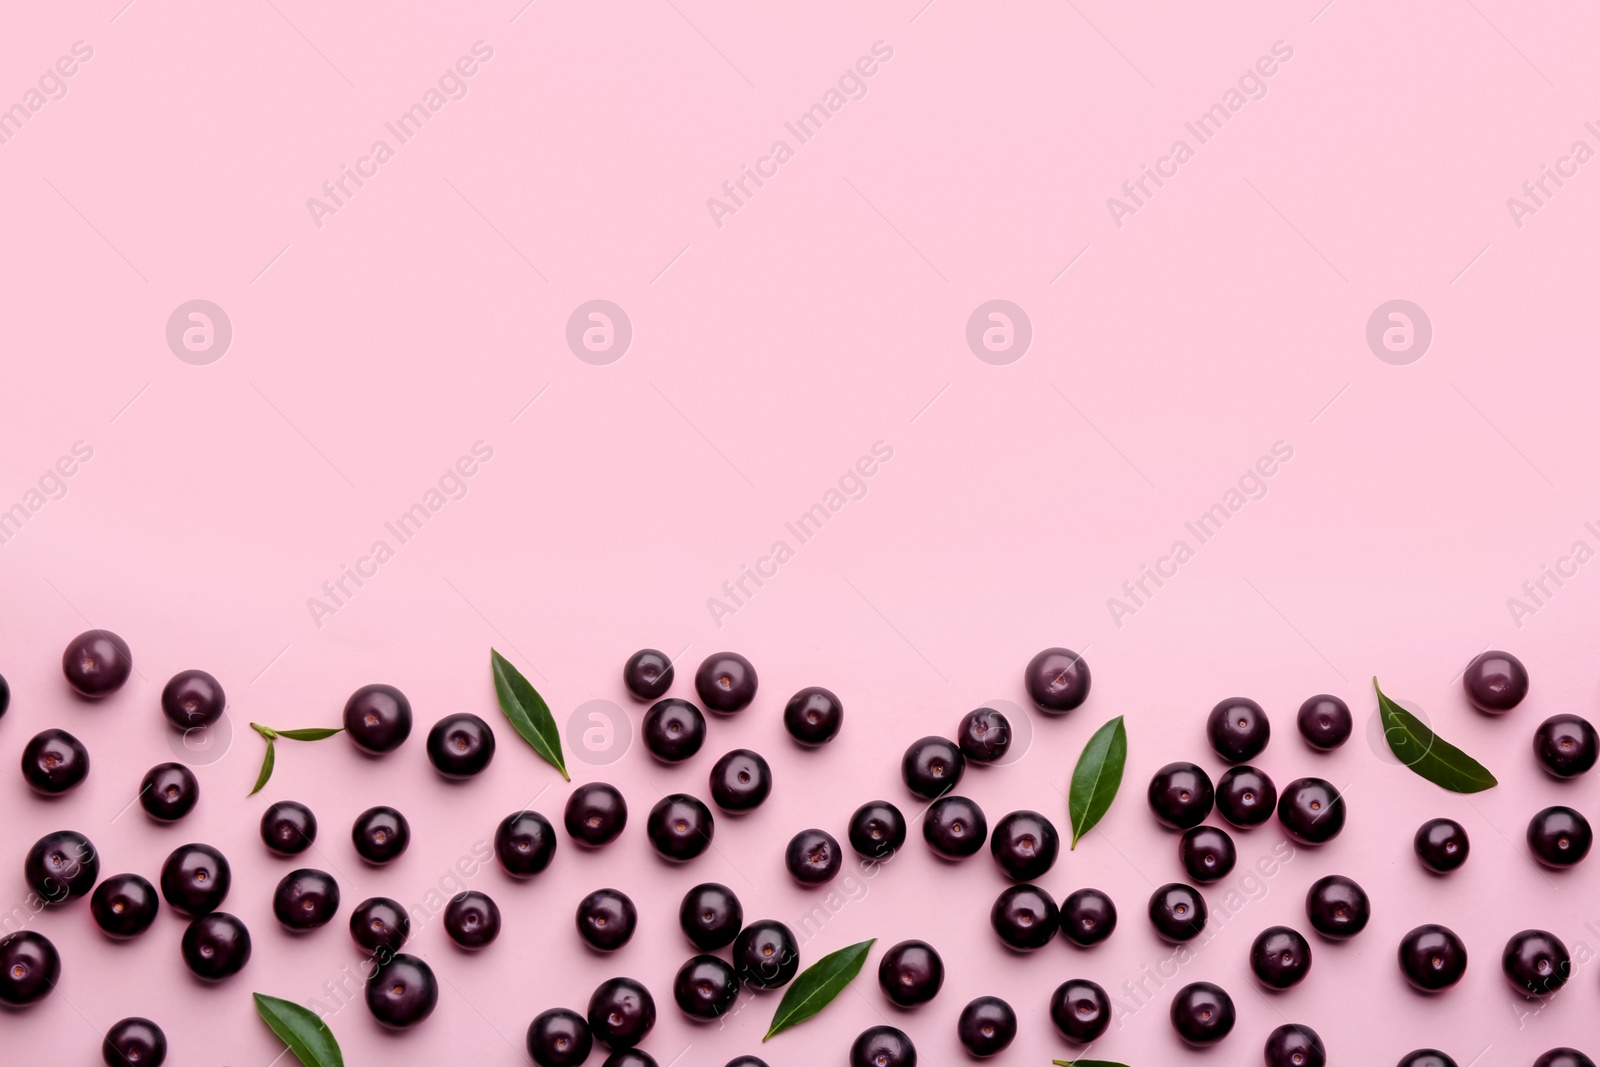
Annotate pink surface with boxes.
[2,0,1599,1063]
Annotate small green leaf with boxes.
[490,648,569,781]
[248,739,276,797]
[1374,678,1497,792]
[1069,715,1127,848]
[251,722,279,741]
[764,938,875,1040]
[254,993,344,1067]
[1053,1060,1131,1067]
[274,727,344,741]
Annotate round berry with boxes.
[496,809,557,876]
[1049,979,1110,1043]
[734,920,799,991]
[1276,777,1344,845]
[426,712,495,778]
[1215,765,1276,828]
[352,806,410,865]
[103,1017,166,1067]
[181,912,251,980]
[647,794,714,862]
[1207,697,1270,762]
[923,796,987,860]
[1534,1051,1596,1067]
[1169,981,1235,1046]
[1250,926,1312,989]
[680,882,742,950]
[161,669,225,729]
[956,706,1011,763]
[343,683,412,754]
[784,686,843,746]
[1296,694,1352,750]
[623,649,674,701]
[1534,714,1597,778]
[1528,805,1592,868]
[1180,825,1236,883]
[273,868,340,931]
[878,940,942,1006]
[1503,928,1570,997]
[21,729,89,795]
[1399,1053,1458,1067]
[62,629,132,698]
[643,698,706,763]
[1024,647,1090,713]
[1059,888,1117,947]
[850,1027,916,1067]
[901,736,964,799]
[139,762,198,822]
[724,1059,769,1067]
[1264,1023,1326,1067]
[0,931,59,1005]
[695,652,757,713]
[0,674,8,719]
[957,996,1016,1057]
[576,888,638,952]
[1463,649,1528,713]
[1305,874,1370,940]
[605,1053,659,1067]
[587,976,655,1050]
[709,749,772,813]
[25,830,99,905]
[785,828,841,885]
[1414,818,1469,873]
[350,896,410,955]
[1148,883,1207,942]
[1147,762,1214,830]
[160,843,229,916]
[260,800,317,856]
[527,1008,593,1066]
[848,800,907,860]
[1398,923,1468,992]
[989,810,1059,881]
[990,884,1058,951]
[443,890,500,950]
[674,955,739,1018]
[566,783,628,847]
[91,874,159,939]
[367,953,437,1028]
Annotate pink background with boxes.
[3,0,1599,1063]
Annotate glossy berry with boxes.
[1170,981,1235,1046]
[103,1017,166,1067]
[674,955,739,1018]
[0,931,60,1005]
[1049,979,1110,1043]
[724,1059,770,1067]
[442,891,499,950]
[1276,778,1344,845]
[1179,825,1236,883]
[1297,694,1352,751]
[1147,762,1214,830]
[367,953,437,1028]
[1207,697,1270,762]
[497,809,557,876]
[1503,929,1570,997]
[25,830,99,904]
[1398,923,1468,992]
[1059,888,1117,947]
[566,783,628,847]
[426,712,496,778]
[62,629,132,698]
[1534,714,1597,778]
[1264,1023,1326,1067]
[181,912,251,980]
[588,977,655,1049]
[1305,875,1369,940]
[1148,883,1207,942]
[1251,926,1312,989]
[623,649,674,702]
[527,1008,593,1066]
[604,1054,659,1067]
[695,652,757,713]
[576,888,638,952]
[990,885,1058,951]
[1534,1051,1596,1067]
[352,806,410,865]
[784,686,843,746]
[1528,805,1592,868]
[1414,818,1469,873]
[924,796,987,859]
[878,939,943,1006]
[643,698,706,763]
[848,800,907,860]
[160,843,230,916]
[21,728,90,795]
[901,736,964,799]
[709,749,772,813]
[91,874,159,939]
[1398,1053,1458,1067]
[1024,647,1090,713]
[785,828,841,885]
[1463,649,1528,713]
[957,996,1016,1057]
[350,896,411,955]
[140,763,198,822]
[260,800,317,856]
[680,882,742,950]
[0,674,8,718]
[851,1026,917,1067]
[161,669,225,729]
[1215,765,1276,828]
[734,919,800,991]
[989,810,1059,881]
[956,706,1011,763]
[343,683,412,754]
[647,794,714,862]
[273,868,340,931]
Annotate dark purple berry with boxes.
[352,806,410,864]
[923,796,987,859]
[957,996,1016,1057]
[91,874,159,939]
[1398,923,1468,992]
[1025,647,1090,714]
[426,712,495,778]
[566,783,628,847]
[161,669,225,729]
[1534,1050,1596,1067]
[1180,825,1236,883]
[443,890,500,949]
[273,868,339,931]
[1148,883,1207,942]
[1264,1023,1326,1067]
[643,698,705,762]
[990,884,1057,951]
[1250,926,1312,989]
[1503,929,1570,997]
[1528,805,1592,868]
[1147,762,1214,830]
[674,955,739,1019]
[587,976,655,1050]
[260,800,317,856]
[901,736,964,799]
[1297,694,1352,751]
[709,749,772,813]
[1398,1053,1457,1067]
[22,729,89,795]
[0,674,8,718]
[367,953,437,1028]
[604,1053,659,1067]
[848,800,907,860]
[343,683,412,754]
[784,686,842,746]
[103,1017,166,1067]
[350,896,410,955]
[647,794,714,862]
[1215,765,1276,828]
[850,1026,916,1067]
[1463,649,1528,713]
[723,1059,769,1067]
[956,706,1011,763]
[785,828,840,885]
[680,882,742,950]
[496,809,557,876]
[139,762,198,822]
[989,810,1059,881]
[1534,714,1597,778]
[1207,697,1270,762]
[878,940,942,1006]
[695,652,757,713]
[62,629,132,698]
[1059,888,1117,947]
[25,830,98,905]
[577,888,637,952]
[527,1007,593,1066]
[1049,979,1110,1043]
[734,920,799,991]
[1276,777,1344,845]
[0,931,59,1005]
[1305,875,1369,940]
[1170,981,1235,1046]
[160,843,229,916]
[623,649,674,702]
[181,912,251,980]
[1414,818,1469,873]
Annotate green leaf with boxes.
[274,727,344,741]
[764,938,875,1040]
[490,648,569,781]
[254,993,344,1067]
[248,739,276,797]
[1374,678,1497,792]
[251,722,278,740]
[1068,715,1127,848]
[1053,1061,1131,1067]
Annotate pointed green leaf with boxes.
[490,648,569,781]
[1069,715,1127,848]
[251,722,278,741]
[764,938,875,1040]
[274,727,344,741]
[248,739,276,797]
[1374,678,1497,792]
[254,993,344,1067]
